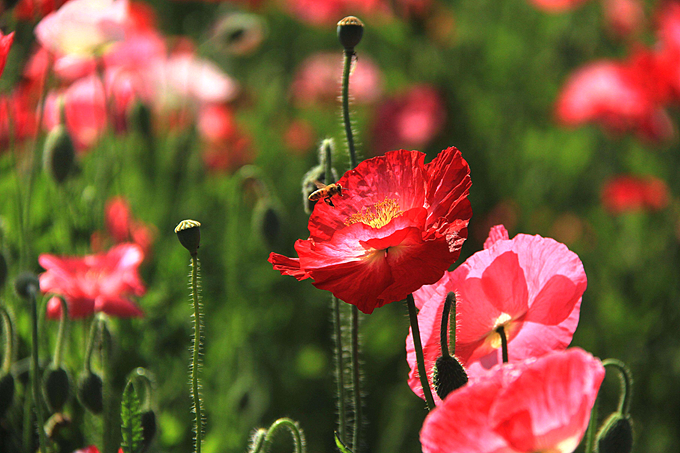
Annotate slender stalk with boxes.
[584,397,599,453]
[350,305,361,450]
[439,293,455,358]
[100,318,116,453]
[53,297,69,366]
[407,295,435,410]
[603,358,633,415]
[0,306,14,373]
[262,418,306,453]
[29,288,48,453]
[332,296,347,443]
[84,315,99,373]
[496,326,509,364]
[190,255,204,453]
[341,50,357,169]
[23,383,33,453]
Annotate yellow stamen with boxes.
[344,198,403,229]
[488,313,512,349]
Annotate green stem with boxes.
[53,296,69,367]
[496,326,509,364]
[190,255,204,453]
[29,288,48,453]
[100,317,116,453]
[341,50,357,169]
[0,306,14,374]
[602,358,633,415]
[23,382,33,453]
[263,418,306,453]
[332,295,347,443]
[584,397,598,453]
[84,315,99,373]
[350,305,361,451]
[407,295,435,411]
[439,293,456,358]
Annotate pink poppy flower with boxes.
[406,224,585,400]
[0,31,14,79]
[35,0,129,56]
[39,243,146,319]
[371,84,446,156]
[604,0,644,38]
[528,0,590,12]
[601,175,669,214]
[420,348,605,453]
[291,52,382,107]
[269,147,472,314]
[91,196,156,256]
[285,0,386,26]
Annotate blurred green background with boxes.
[2,0,680,452]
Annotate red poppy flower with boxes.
[406,224,585,400]
[602,175,669,214]
[91,196,156,256]
[0,31,14,79]
[528,0,589,12]
[604,0,643,38]
[269,147,472,314]
[39,243,146,319]
[420,348,604,453]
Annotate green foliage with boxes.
[121,382,144,453]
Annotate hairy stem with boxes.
[190,255,204,453]
[407,295,435,410]
[341,50,357,169]
[603,358,633,415]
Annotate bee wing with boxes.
[313,180,329,189]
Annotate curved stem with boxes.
[190,255,204,453]
[53,296,69,367]
[29,288,48,453]
[341,50,357,169]
[350,305,361,451]
[83,314,99,373]
[0,305,14,374]
[407,294,435,410]
[602,358,633,415]
[584,396,599,453]
[130,367,155,410]
[439,293,456,358]
[496,326,509,364]
[263,418,306,453]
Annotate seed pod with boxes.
[337,16,364,51]
[175,220,201,256]
[77,371,103,414]
[141,410,156,450]
[432,355,468,400]
[597,413,633,453]
[43,365,71,412]
[0,373,15,418]
[43,125,75,184]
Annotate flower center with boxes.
[488,313,513,349]
[344,198,403,229]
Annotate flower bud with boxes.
[175,220,201,256]
[43,365,71,412]
[141,409,157,450]
[14,272,39,299]
[252,199,282,249]
[337,16,364,51]
[77,371,103,414]
[43,125,75,184]
[0,373,15,418]
[432,355,468,400]
[597,413,633,453]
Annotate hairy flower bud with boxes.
[337,16,364,51]
[43,365,71,412]
[597,413,633,453]
[77,371,103,414]
[43,125,76,184]
[14,272,39,299]
[252,199,282,249]
[141,409,157,450]
[0,373,15,418]
[175,220,201,256]
[432,355,468,400]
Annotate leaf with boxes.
[334,432,353,453]
[121,381,144,453]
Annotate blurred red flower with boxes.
[39,243,146,319]
[0,86,39,149]
[269,147,472,314]
[602,175,670,214]
[406,224,585,401]
[14,0,67,21]
[0,31,14,79]
[420,348,604,453]
[291,52,382,107]
[528,0,589,12]
[73,446,123,453]
[371,84,446,156]
[91,196,156,256]
[285,0,385,26]
[198,103,254,172]
[604,0,644,38]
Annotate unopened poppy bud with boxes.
[141,409,157,450]
[253,200,282,249]
[337,16,364,51]
[432,355,468,400]
[597,413,633,453]
[43,365,71,412]
[0,252,6,290]
[0,373,15,418]
[175,220,201,256]
[14,272,39,299]
[43,125,75,184]
[77,371,103,414]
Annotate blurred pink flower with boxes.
[14,0,67,21]
[284,119,316,155]
[406,224,586,401]
[91,196,156,257]
[528,0,589,12]
[291,52,382,107]
[40,243,146,319]
[420,348,604,453]
[35,0,129,56]
[198,103,254,172]
[286,0,386,26]
[604,0,644,38]
[0,31,14,79]
[602,175,670,214]
[371,84,445,156]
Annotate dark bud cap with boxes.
[0,373,15,419]
[77,371,103,414]
[43,125,76,184]
[432,355,468,400]
[597,413,633,453]
[141,410,157,450]
[14,272,40,299]
[0,252,7,290]
[43,365,71,412]
[175,219,201,256]
[337,16,364,50]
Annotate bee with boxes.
[308,180,343,207]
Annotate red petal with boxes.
[268,252,310,280]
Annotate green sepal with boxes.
[334,432,354,453]
[120,381,144,453]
